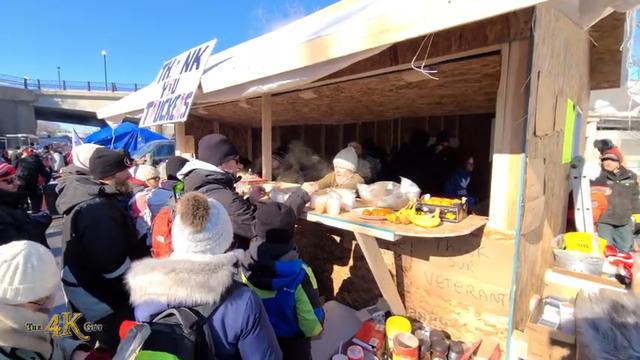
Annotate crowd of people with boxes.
[1,131,637,359]
[0,134,328,360]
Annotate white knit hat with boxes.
[333,146,358,172]
[135,165,160,182]
[171,193,234,257]
[72,143,102,171]
[0,241,59,305]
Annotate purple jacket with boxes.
[125,253,282,360]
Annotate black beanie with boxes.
[255,202,297,244]
[198,134,239,166]
[89,148,131,180]
[165,156,189,181]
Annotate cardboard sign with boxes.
[139,40,216,127]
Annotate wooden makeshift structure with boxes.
[100,0,634,354]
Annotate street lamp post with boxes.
[101,50,108,91]
[57,66,61,89]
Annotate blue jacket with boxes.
[125,253,282,360]
[242,243,324,339]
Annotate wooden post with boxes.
[261,94,273,180]
[174,122,195,158]
[247,127,253,162]
[320,125,326,158]
[338,124,344,148]
[354,232,406,315]
[487,40,529,233]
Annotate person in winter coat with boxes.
[179,134,264,250]
[58,144,103,178]
[125,192,283,360]
[592,148,640,251]
[241,198,324,360]
[312,146,364,191]
[147,156,189,218]
[15,151,50,212]
[129,165,160,240]
[57,148,149,355]
[0,241,91,360]
[444,155,476,212]
[0,163,51,248]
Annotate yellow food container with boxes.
[386,316,411,351]
[563,232,607,256]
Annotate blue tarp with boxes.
[85,122,166,153]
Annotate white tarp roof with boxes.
[98,0,545,119]
[100,0,635,120]
[590,82,640,119]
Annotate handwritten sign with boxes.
[139,40,216,127]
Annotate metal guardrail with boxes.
[0,73,144,92]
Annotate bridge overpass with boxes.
[0,74,142,137]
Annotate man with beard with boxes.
[57,148,149,355]
[179,134,266,250]
[0,163,51,247]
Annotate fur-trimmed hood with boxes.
[126,252,239,308]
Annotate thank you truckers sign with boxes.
[139,39,216,127]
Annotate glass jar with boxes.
[430,339,449,360]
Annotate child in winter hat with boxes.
[171,192,235,257]
[313,146,364,191]
[0,241,91,359]
[242,202,324,360]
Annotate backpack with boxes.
[150,185,183,258]
[115,282,242,360]
[114,304,218,360]
[150,206,174,258]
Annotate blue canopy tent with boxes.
[85,122,166,153]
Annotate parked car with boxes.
[132,140,175,166]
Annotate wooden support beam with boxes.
[354,232,406,315]
[487,40,529,233]
[338,124,344,148]
[174,122,195,158]
[247,127,253,162]
[320,125,326,158]
[261,94,273,180]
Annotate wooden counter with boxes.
[302,210,488,241]
[300,209,488,315]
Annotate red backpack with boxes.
[150,206,174,258]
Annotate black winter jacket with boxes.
[56,175,148,322]
[181,160,313,250]
[593,167,640,226]
[0,189,51,247]
[183,166,257,249]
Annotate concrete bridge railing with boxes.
[0,73,144,93]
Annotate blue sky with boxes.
[0,0,339,85]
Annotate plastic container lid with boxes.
[346,345,364,360]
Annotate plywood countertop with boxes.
[301,210,488,241]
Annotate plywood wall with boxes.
[296,221,515,352]
[514,4,591,330]
[589,11,625,90]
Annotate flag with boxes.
[72,128,84,148]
